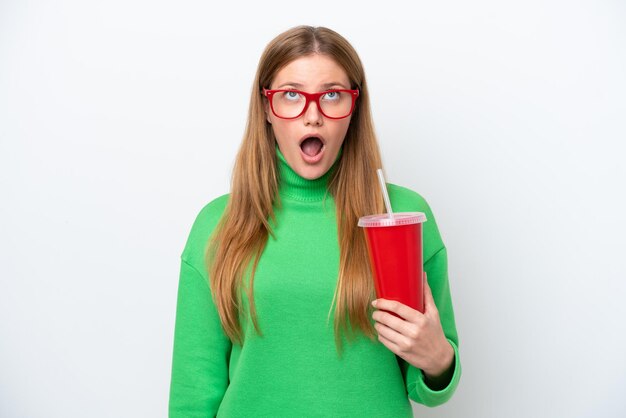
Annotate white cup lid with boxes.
[358,212,427,227]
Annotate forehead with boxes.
[272,54,350,88]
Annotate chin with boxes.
[297,164,328,180]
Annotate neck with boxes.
[275,144,342,202]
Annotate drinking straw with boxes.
[376,168,394,219]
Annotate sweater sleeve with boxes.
[168,258,232,417]
[399,246,462,407]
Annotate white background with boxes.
[1,1,625,417]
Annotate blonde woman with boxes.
[169,25,461,417]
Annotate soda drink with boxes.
[358,213,427,316]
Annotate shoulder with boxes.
[180,193,230,267]
[386,183,431,213]
[386,183,445,260]
[192,193,231,229]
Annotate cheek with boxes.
[333,120,352,142]
[270,121,296,143]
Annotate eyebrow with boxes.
[276,82,349,89]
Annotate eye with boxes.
[282,91,302,101]
[323,90,340,100]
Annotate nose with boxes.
[303,99,323,126]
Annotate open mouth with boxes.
[300,136,324,157]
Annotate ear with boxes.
[263,98,272,124]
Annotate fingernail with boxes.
[372,300,377,307]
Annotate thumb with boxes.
[423,272,438,315]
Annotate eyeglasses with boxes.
[262,88,359,120]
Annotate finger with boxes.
[374,320,410,348]
[376,326,403,355]
[373,308,419,338]
[372,298,420,322]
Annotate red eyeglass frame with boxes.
[262,88,360,120]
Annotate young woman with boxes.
[169,25,461,417]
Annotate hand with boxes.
[371,272,454,379]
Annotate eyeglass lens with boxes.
[272,91,353,118]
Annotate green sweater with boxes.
[169,146,461,417]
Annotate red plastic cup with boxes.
[358,212,427,316]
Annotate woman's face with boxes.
[264,54,353,180]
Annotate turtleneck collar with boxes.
[275,144,342,202]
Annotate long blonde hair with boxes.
[206,25,385,354]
